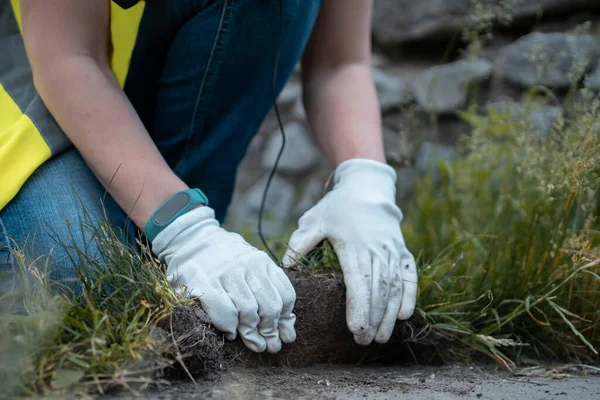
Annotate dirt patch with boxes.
[158,364,487,400]
[160,267,448,379]
[108,364,600,400]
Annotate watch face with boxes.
[154,192,191,224]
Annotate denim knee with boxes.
[0,149,133,295]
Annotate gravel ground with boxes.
[104,364,600,400]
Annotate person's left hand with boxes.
[282,158,418,345]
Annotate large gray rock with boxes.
[588,63,600,89]
[383,126,412,165]
[372,0,597,44]
[371,52,392,68]
[277,80,302,108]
[372,68,411,112]
[488,101,563,137]
[497,32,600,88]
[373,0,470,44]
[262,122,321,175]
[294,177,324,218]
[232,174,296,237]
[416,141,456,180]
[396,167,418,201]
[412,59,493,113]
[291,97,307,120]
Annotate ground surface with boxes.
[107,364,600,399]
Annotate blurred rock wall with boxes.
[225,0,600,237]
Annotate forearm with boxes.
[302,62,385,167]
[33,56,187,228]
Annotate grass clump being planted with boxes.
[304,89,600,370]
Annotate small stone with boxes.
[396,167,417,201]
[8,321,17,336]
[411,59,493,113]
[372,68,411,112]
[209,389,226,399]
[416,142,455,180]
[291,97,307,120]
[488,101,562,137]
[247,133,265,153]
[528,107,562,138]
[588,63,600,89]
[382,126,410,165]
[277,80,302,108]
[259,389,278,398]
[294,177,325,217]
[497,32,600,88]
[262,122,320,175]
[371,52,391,68]
[232,174,296,237]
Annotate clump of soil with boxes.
[234,268,439,367]
[162,267,447,378]
[158,305,227,378]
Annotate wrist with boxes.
[144,188,210,241]
[331,152,386,169]
[333,158,397,185]
[127,176,189,229]
[150,205,219,259]
[329,158,398,202]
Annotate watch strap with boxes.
[144,188,209,241]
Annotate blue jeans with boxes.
[0,0,321,296]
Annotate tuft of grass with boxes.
[0,219,181,398]
[302,88,600,370]
[304,240,341,275]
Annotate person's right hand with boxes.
[150,206,297,354]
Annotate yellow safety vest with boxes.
[0,0,145,211]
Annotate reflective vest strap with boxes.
[8,0,21,30]
[110,1,146,88]
[0,83,51,211]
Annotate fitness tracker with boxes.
[144,188,209,241]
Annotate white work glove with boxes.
[151,206,296,354]
[283,158,418,345]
